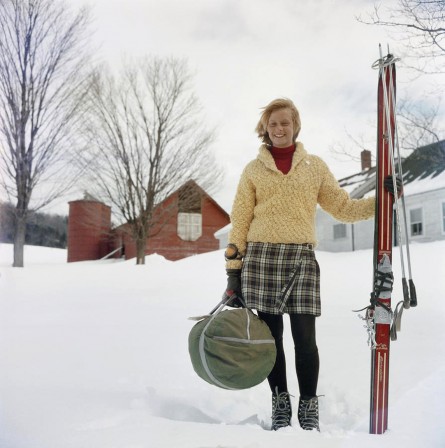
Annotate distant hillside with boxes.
[0,202,67,248]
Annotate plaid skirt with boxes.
[241,242,321,316]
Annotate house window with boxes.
[177,183,202,241]
[410,208,423,237]
[333,223,347,239]
[178,212,202,241]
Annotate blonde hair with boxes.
[255,98,301,145]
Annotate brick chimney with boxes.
[361,149,371,171]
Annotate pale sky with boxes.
[62,0,441,214]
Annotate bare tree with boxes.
[396,96,443,150]
[84,57,223,265]
[332,1,445,166]
[330,95,444,165]
[358,1,445,75]
[0,0,93,267]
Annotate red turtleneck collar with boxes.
[269,144,295,174]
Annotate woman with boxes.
[224,98,378,432]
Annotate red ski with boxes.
[369,51,397,435]
[355,47,417,435]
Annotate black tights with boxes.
[257,312,319,398]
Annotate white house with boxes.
[316,141,445,251]
[216,141,445,252]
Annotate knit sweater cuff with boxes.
[225,259,243,270]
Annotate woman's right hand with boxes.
[224,269,243,307]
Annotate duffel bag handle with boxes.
[188,293,248,322]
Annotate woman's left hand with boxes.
[384,175,403,198]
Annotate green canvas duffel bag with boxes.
[188,300,277,390]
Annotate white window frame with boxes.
[177,212,202,241]
[409,207,423,238]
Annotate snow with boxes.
[1,241,444,448]
[403,169,445,197]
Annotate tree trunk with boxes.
[135,238,146,265]
[13,216,26,267]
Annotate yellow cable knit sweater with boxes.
[226,143,375,269]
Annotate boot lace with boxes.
[271,388,292,430]
[298,396,320,431]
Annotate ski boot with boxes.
[298,396,320,431]
[271,388,292,431]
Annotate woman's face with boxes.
[266,108,294,148]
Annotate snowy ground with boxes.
[0,241,444,448]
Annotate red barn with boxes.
[67,181,230,262]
